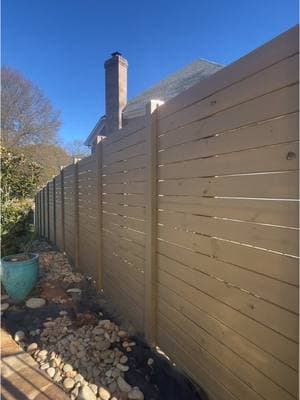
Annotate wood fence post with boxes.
[74,162,79,270]
[145,100,164,346]
[96,139,103,291]
[53,178,56,245]
[39,191,42,236]
[34,194,38,233]
[46,183,50,240]
[42,188,46,237]
[60,168,65,251]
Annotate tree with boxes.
[1,66,61,147]
[23,144,72,184]
[65,139,89,159]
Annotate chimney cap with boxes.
[111,51,122,57]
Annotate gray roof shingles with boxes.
[123,59,223,119]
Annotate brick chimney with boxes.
[104,51,128,134]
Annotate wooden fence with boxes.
[35,26,299,400]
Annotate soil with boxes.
[4,253,34,262]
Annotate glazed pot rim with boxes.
[1,253,39,264]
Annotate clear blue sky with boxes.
[2,0,298,144]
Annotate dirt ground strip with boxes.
[1,240,205,400]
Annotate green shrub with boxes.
[1,146,41,256]
[1,200,35,255]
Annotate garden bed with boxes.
[1,239,205,400]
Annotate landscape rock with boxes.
[147,358,154,366]
[78,385,97,400]
[14,330,25,342]
[1,303,9,311]
[63,363,73,372]
[99,386,111,400]
[128,388,144,400]
[46,367,56,378]
[27,343,38,353]
[26,297,46,308]
[67,288,82,294]
[63,378,75,390]
[117,376,131,392]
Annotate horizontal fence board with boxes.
[103,141,146,165]
[158,209,299,256]
[103,116,145,146]
[157,222,298,284]
[103,240,145,275]
[157,251,298,341]
[159,83,299,147]
[103,203,145,219]
[103,212,145,233]
[156,232,298,312]
[158,196,298,228]
[103,128,146,154]
[158,111,298,151]
[158,306,295,400]
[103,272,144,333]
[103,230,145,259]
[102,220,145,246]
[158,170,299,200]
[157,327,237,400]
[103,181,145,195]
[102,193,145,207]
[158,140,298,177]
[158,268,297,369]
[103,255,144,300]
[158,283,297,395]
[103,154,147,175]
[102,168,145,184]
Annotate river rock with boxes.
[78,385,97,400]
[63,363,73,372]
[27,343,38,353]
[116,363,129,372]
[117,376,131,392]
[67,288,82,294]
[14,330,25,342]
[26,297,46,308]
[38,349,48,358]
[99,386,111,400]
[63,378,75,390]
[88,383,98,394]
[119,355,128,364]
[46,367,56,378]
[128,388,144,400]
[1,294,9,301]
[1,303,9,311]
[75,373,84,382]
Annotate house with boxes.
[84,52,223,153]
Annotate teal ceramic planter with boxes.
[0,253,39,302]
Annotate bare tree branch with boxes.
[1,66,61,147]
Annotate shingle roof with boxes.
[123,59,223,119]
